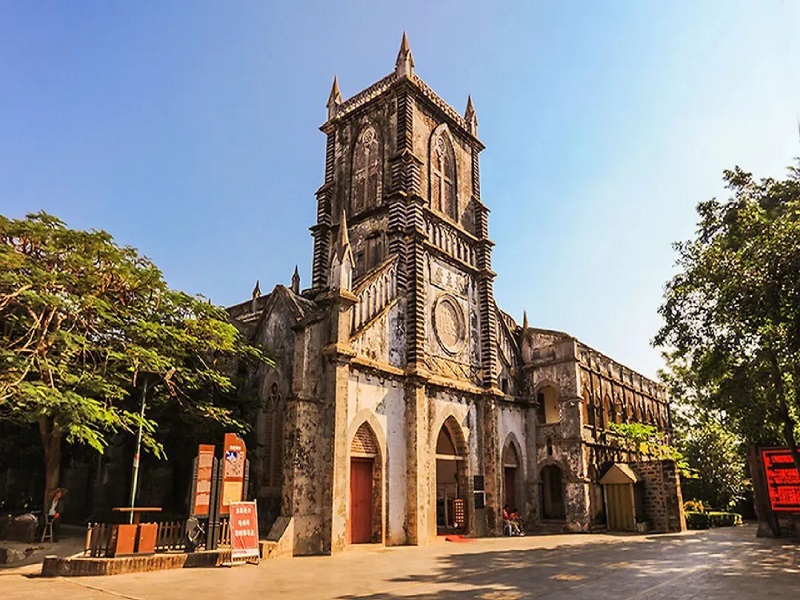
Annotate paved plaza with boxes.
[1,524,798,599]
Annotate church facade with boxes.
[228,35,684,556]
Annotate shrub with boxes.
[707,511,743,527]
[684,499,705,513]
[685,511,710,529]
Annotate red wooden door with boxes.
[504,467,516,509]
[350,459,373,543]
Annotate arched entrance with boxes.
[503,441,520,511]
[541,464,566,520]
[589,464,606,526]
[435,417,467,533]
[349,422,381,544]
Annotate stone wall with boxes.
[633,459,686,533]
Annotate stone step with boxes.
[259,540,280,559]
[526,521,568,535]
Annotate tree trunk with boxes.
[780,408,800,480]
[768,352,800,479]
[39,415,62,509]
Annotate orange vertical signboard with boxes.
[219,433,246,515]
[193,444,215,516]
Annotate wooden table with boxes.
[112,506,162,524]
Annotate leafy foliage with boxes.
[685,510,743,530]
[685,511,710,529]
[707,511,743,527]
[655,163,800,477]
[608,422,690,476]
[0,212,270,497]
[683,499,705,513]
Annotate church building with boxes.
[228,34,685,556]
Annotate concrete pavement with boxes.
[1,524,797,599]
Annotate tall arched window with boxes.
[604,394,614,430]
[263,382,284,489]
[352,126,381,213]
[431,134,457,220]
[583,389,594,427]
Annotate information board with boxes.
[220,433,246,516]
[229,501,260,561]
[193,444,215,516]
[762,449,800,512]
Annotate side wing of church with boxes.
[228,34,685,555]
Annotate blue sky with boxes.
[1,1,798,378]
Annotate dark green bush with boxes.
[707,511,743,527]
[685,511,710,529]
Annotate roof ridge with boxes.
[330,72,472,139]
[335,72,397,117]
[352,254,398,295]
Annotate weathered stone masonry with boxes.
[228,34,685,555]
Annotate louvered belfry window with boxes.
[352,126,381,213]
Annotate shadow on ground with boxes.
[338,526,800,599]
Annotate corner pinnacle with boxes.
[327,75,343,119]
[465,95,478,135]
[395,32,415,77]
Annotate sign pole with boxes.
[128,378,148,524]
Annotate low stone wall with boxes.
[41,549,225,577]
[633,459,686,533]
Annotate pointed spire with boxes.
[522,310,529,331]
[337,208,350,253]
[326,75,342,120]
[465,95,478,136]
[330,209,354,292]
[291,265,300,294]
[251,280,261,312]
[395,32,415,78]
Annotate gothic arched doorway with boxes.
[541,464,566,520]
[349,422,382,544]
[435,417,467,533]
[503,441,520,511]
[589,464,606,526]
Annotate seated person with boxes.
[502,504,521,536]
[44,488,65,542]
[510,508,525,536]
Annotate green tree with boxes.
[678,416,748,510]
[0,212,269,505]
[655,163,800,477]
[608,421,690,475]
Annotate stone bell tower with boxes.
[311,33,498,390]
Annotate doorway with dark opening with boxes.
[435,417,467,534]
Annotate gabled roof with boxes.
[599,463,638,485]
[228,284,317,341]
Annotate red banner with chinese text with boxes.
[229,501,260,560]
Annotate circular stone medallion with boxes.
[433,294,466,355]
